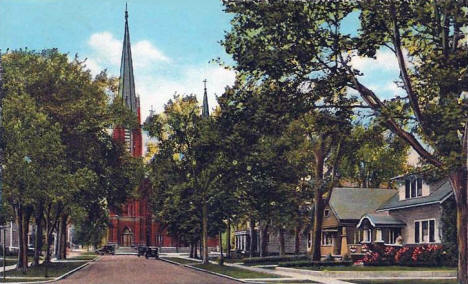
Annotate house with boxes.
[316,187,398,256]
[319,174,453,257]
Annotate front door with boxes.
[121,228,133,247]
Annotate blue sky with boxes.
[0,0,236,121]
[1,1,406,137]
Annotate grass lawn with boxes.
[301,266,455,271]
[0,258,17,267]
[192,263,282,279]
[162,257,198,264]
[4,261,87,278]
[1,277,54,282]
[68,255,97,261]
[350,280,456,284]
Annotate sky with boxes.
[0,0,411,156]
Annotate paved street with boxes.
[58,255,240,284]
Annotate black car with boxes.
[95,245,115,255]
[137,246,148,257]
[145,247,159,259]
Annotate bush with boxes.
[361,243,398,266]
[279,260,353,267]
[242,255,308,265]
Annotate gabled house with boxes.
[316,187,397,256]
[318,174,454,257]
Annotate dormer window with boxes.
[405,177,423,199]
[324,209,330,217]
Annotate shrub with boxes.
[324,253,334,261]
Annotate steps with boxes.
[115,246,137,255]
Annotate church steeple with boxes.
[119,3,137,114]
[202,79,209,118]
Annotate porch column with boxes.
[340,227,349,256]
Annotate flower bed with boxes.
[361,243,452,267]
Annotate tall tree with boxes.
[223,1,468,280]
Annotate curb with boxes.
[2,256,99,284]
[182,263,249,283]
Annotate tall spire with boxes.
[202,79,209,117]
[119,3,137,114]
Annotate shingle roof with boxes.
[377,179,453,211]
[329,187,397,221]
[357,214,405,228]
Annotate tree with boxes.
[145,94,230,264]
[223,1,468,280]
[341,124,409,188]
[1,49,140,272]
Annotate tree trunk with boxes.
[202,201,209,264]
[311,193,324,261]
[259,221,269,257]
[16,206,23,271]
[226,219,231,259]
[218,232,224,265]
[58,214,67,259]
[189,243,193,258]
[249,218,255,257]
[21,209,32,272]
[294,225,301,255]
[450,169,468,284]
[279,227,286,257]
[194,240,199,259]
[44,226,52,278]
[33,206,43,266]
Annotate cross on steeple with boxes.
[202,79,209,118]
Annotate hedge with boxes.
[279,260,353,267]
[242,255,309,265]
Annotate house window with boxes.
[415,220,436,243]
[362,229,372,243]
[321,232,333,246]
[388,228,401,244]
[324,209,330,218]
[405,177,423,199]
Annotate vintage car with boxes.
[95,245,115,255]
[145,247,159,259]
[137,246,148,257]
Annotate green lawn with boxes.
[351,280,456,284]
[68,255,97,261]
[192,263,282,279]
[4,261,87,277]
[162,257,198,265]
[1,277,54,282]
[0,258,17,267]
[302,266,455,271]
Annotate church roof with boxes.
[119,5,137,114]
[202,79,209,117]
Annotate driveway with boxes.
[58,255,240,284]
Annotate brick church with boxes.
[107,8,218,249]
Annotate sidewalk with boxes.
[167,253,354,284]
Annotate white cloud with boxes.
[350,49,400,72]
[86,31,169,74]
[136,65,236,121]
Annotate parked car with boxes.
[95,245,115,255]
[145,247,159,259]
[137,246,148,257]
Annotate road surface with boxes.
[58,255,240,284]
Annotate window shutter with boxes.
[415,221,420,243]
[429,220,435,242]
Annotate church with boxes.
[106,7,218,250]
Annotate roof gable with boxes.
[328,187,397,221]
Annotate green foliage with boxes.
[441,196,458,266]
